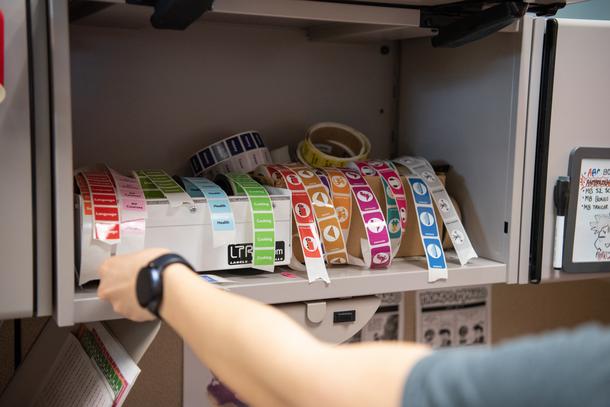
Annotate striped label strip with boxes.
[182,177,236,248]
[394,156,477,265]
[320,168,352,241]
[190,131,272,178]
[257,165,330,283]
[136,170,194,208]
[339,168,392,269]
[224,173,276,268]
[406,176,447,282]
[351,161,406,256]
[108,169,147,255]
[287,165,348,266]
[81,170,121,243]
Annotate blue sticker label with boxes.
[252,132,264,148]
[226,137,244,156]
[198,149,216,168]
[416,206,438,237]
[190,155,203,175]
[423,238,447,269]
[183,177,236,234]
[408,178,432,205]
[240,133,256,151]
[183,179,205,198]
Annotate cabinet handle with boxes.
[0,9,5,104]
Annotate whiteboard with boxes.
[571,158,610,263]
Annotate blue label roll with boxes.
[183,177,236,248]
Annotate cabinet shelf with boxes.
[72,253,506,323]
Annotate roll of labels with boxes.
[297,122,371,168]
[393,156,478,268]
[190,131,272,179]
[216,173,276,271]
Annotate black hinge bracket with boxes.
[420,1,564,48]
[128,0,214,30]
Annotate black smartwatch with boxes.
[136,253,194,318]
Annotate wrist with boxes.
[136,253,194,318]
[159,263,195,319]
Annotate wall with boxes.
[558,0,610,20]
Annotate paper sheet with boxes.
[31,334,113,407]
[29,323,140,407]
[416,286,491,349]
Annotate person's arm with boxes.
[97,249,431,407]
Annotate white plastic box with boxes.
[75,192,293,284]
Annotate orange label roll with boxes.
[321,168,353,241]
[288,165,349,266]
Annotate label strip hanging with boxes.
[394,157,477,265]
[406,176,448,282]
[81,170,121,243]
[223,173,276,269]
[351,161,405,256]
[287,165,349,266]
[339,168,392,269]
[255,165,329,283]
[321,168,353,242]
[136,170,194,208]
[182,177,236,248]
[108,169,147,255]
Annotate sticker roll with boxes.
[406,176,448,282]
[182,177,236,248]
[108,169,147,256]
[350,161,407,257]
[190,131,272,178]
[321,168,353,242]
[75,174,112,284]
[288,165,349,266]
[338,168,392,269]
[220,173,276,271]
[297,122,371,168]
[394,156,477,265]
[80,170,121,243]
[136,170,194,208]
[254,165,330,283]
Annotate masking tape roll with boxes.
[297,122,371,168]
[288,165,349,266]
[350,161,407,257]
[190,131,272,178]
[406,176,448,282]
[221,173,276,270]
[393,157,477,265]
[255,165,330,283]
[320,168,353,242]
[339,168,392,269]
[136,170,194,208]
[182,177,236,248]
[81,170,121,243]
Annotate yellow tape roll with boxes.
[297,122,371,168]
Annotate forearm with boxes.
[160,264,328,407]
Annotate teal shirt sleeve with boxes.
[402,324,610,407]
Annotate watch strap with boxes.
[137,253,194,318]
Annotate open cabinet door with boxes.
[525,18,610,282]
[0,0,34,320]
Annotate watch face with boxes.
[136,266,158,307]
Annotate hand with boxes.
[97,248,170,322]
